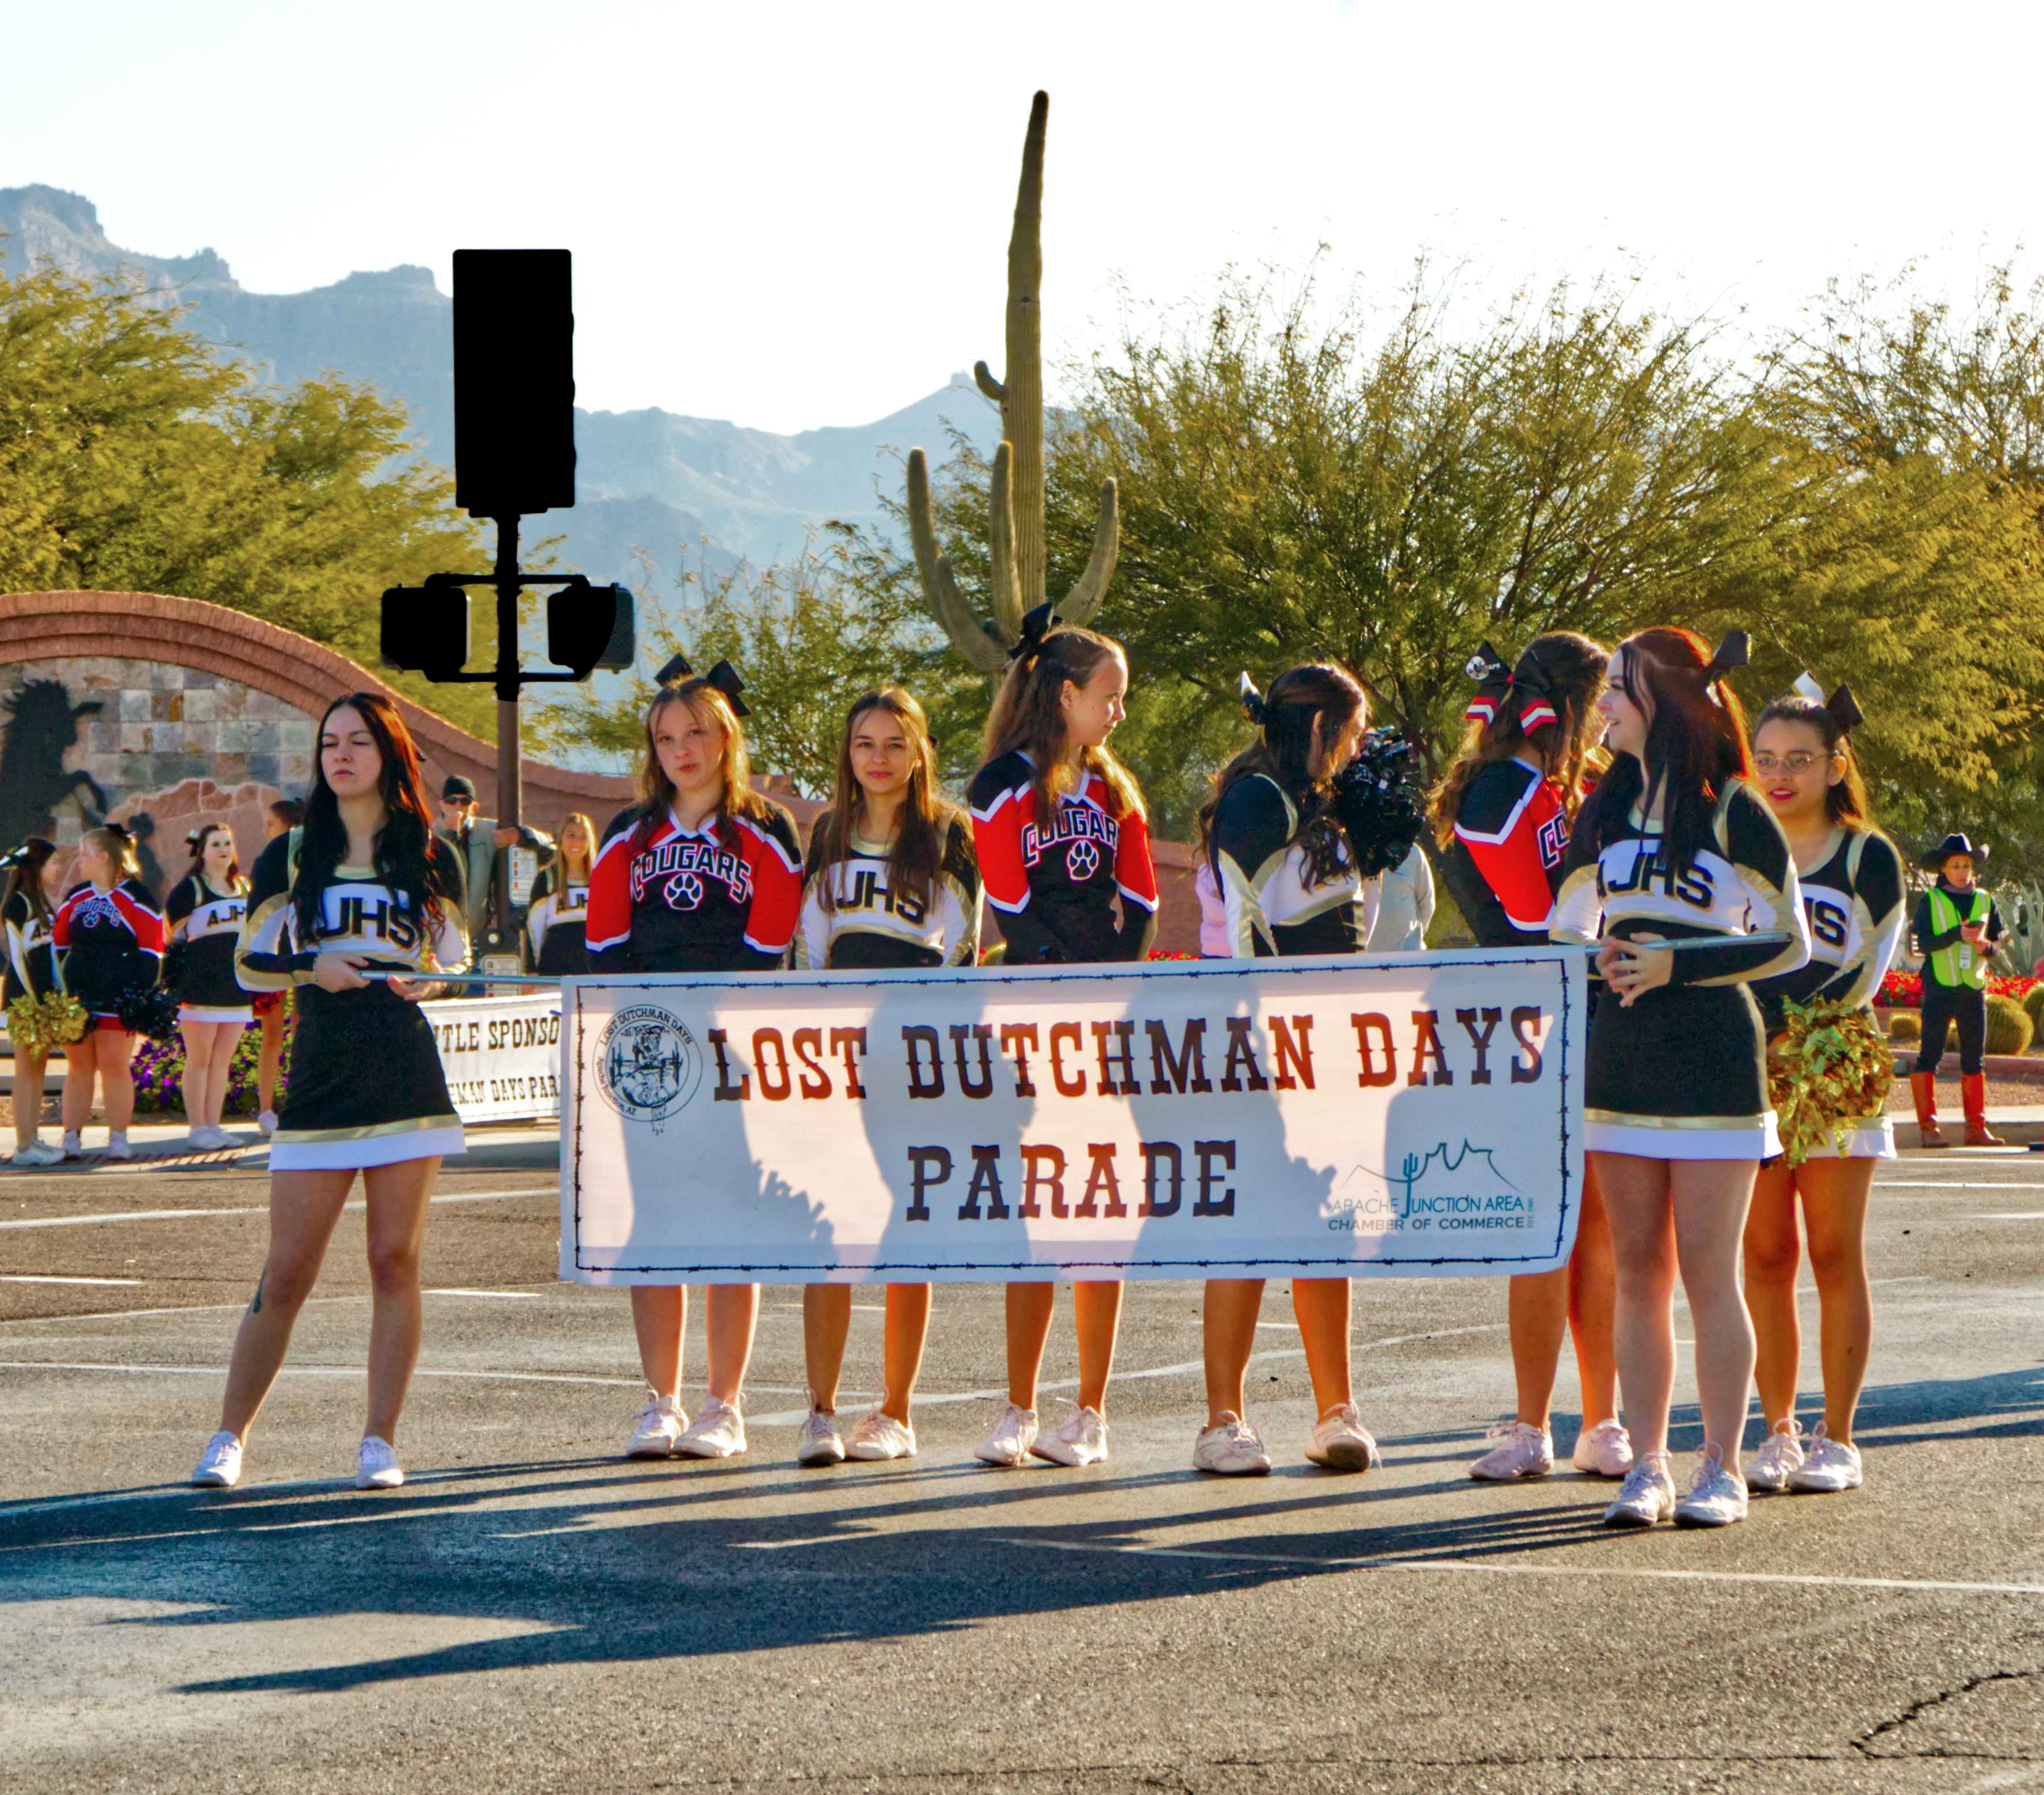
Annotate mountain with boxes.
[0,185,998,591]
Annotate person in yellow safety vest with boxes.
[1908,832,2005,1148]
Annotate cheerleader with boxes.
[586,663,804,1462]
[3,838,66,1167]
[1741,680,1903,1499]
[793,688,982,1465]
[1191,665,1381,1476]
[52,825,164,1163]
[166,823,252,1151]
[253,799,302,1137]
[527,812,594,975]
[190,693,469,1492]
[1551,629,1810,1530]
[966,605,1159,1468]
[1429,634,1630,1484]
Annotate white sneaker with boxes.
[1571,1418,1635,1479]
[625,1394,687,1459]
[1602,1452,1677,1527]
[1031,1401,1108,1467]
[354,1435,404,1489]
[102,1133,135,1162]
[59,1132,83,1160]
[1193,1412,1272,1476]
[846,1408,916,1461]
[257,1109,278,1139]
[796,1407,845,1466]
[974,1403,1039,1467]
[1746,1420,1806,1494]
[1674,1444,1748,1528]
[10,1141,63,1167]
[192,1430,242,1488]
[675,1396,747,1459]
[1469,1419,1553,1481]
[203,1125,239,1151]
[1306,1402,1380,1472]
[1787,1423,1863,1494]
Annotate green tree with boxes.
[0,263,494,735]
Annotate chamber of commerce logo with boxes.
[1065,839,1101,880]
[595,1004,704,1124]
[1328,1140,1527,1237]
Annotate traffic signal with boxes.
[547,581,636,677]
[380,580,469,678]
[452,249,576,520]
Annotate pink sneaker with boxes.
[1469,1419,1554,1481]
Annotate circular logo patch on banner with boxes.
[595,1004,704,1122]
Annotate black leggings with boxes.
[1915,980,1986,1076]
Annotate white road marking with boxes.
[422,1289,542,1299]
[1881,1182,2044,1191]
[0,1275,143,1286]
[1000,1536,2044,1599]
[0,1186,551,1231]
[1970,1213,2044,1221]
[0,1361,834,1397]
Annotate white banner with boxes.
[421,992,563,1125]
[560,949,1585,1285]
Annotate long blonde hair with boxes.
[815,688,956,912]
[555,812,596,883]
[983,622,1145,823]
[81,824,141,884]
[634,681,774,851]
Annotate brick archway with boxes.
[0,589,635,820]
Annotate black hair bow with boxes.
[1705,631,1750,681]
[1007,601,1059,663]
[654,652,750,717]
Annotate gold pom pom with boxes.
[1767,998,1894,1168]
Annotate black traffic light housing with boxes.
[453,249,575,519]
[381,574,634,684]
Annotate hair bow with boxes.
[1007,601,1060,663]
[1791,670,1863,736]
[704,660,750,718]
[1462,641,1514,727]
[1237,671,1267,727]
[1705,631,1750,681]
[655,652,693,686]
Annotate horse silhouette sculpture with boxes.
[0,677,107,847]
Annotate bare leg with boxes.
[1594,1151,1678,1458]
[1743,1160,1803,1431]
[1797,1157,1875,1446]
[1072,1280,1123,1416]
[881,1284,931,1422]
[179,1021,219,1133]
[1670,1159,1760,1460]
[1203,1278,1266,1424]
[704,1284,759,1405]
[1567,1163,1619,1429]
[804,1285,851,1411]
[361,1156,439,1443]
[630,1285,686,1399]
[217,1169,356,1439]
[1290,1277,1354,1416]
[206,1024,242,1128]
[1507,1266,1570,1430]
[1005,1282,1056,1410]
[100,1030,135,1132]
[10,1049,47,1148]
[61,1038,95,1137]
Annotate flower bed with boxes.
[132,1021,289,1117]
[1877,968,2035,1010]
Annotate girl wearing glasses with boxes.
[1739,681,1904,1500]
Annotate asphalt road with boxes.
[1,1149,2041,1793]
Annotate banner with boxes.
[421,991,563,1125]
[560,949,1585,1285]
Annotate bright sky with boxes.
[9,1,2039,434]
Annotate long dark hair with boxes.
[983,621,1145,824]
[1,837,57,924]
[633,679,774,854]
[1431,631,1609,845]
[816,688,954,912]
[1752,690,1870,828]
[184,822,244,893]
[1579,628,1753,876]
[295,692,450,942]
[1197,663,1366,888]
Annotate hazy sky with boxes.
[9,1,2040,434]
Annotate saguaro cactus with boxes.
[907,89,1121,674]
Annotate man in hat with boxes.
[435,776,553,965]
[1909,832,2005,1148]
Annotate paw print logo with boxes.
[663,872,706,910]
[1065,840,1101,881]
